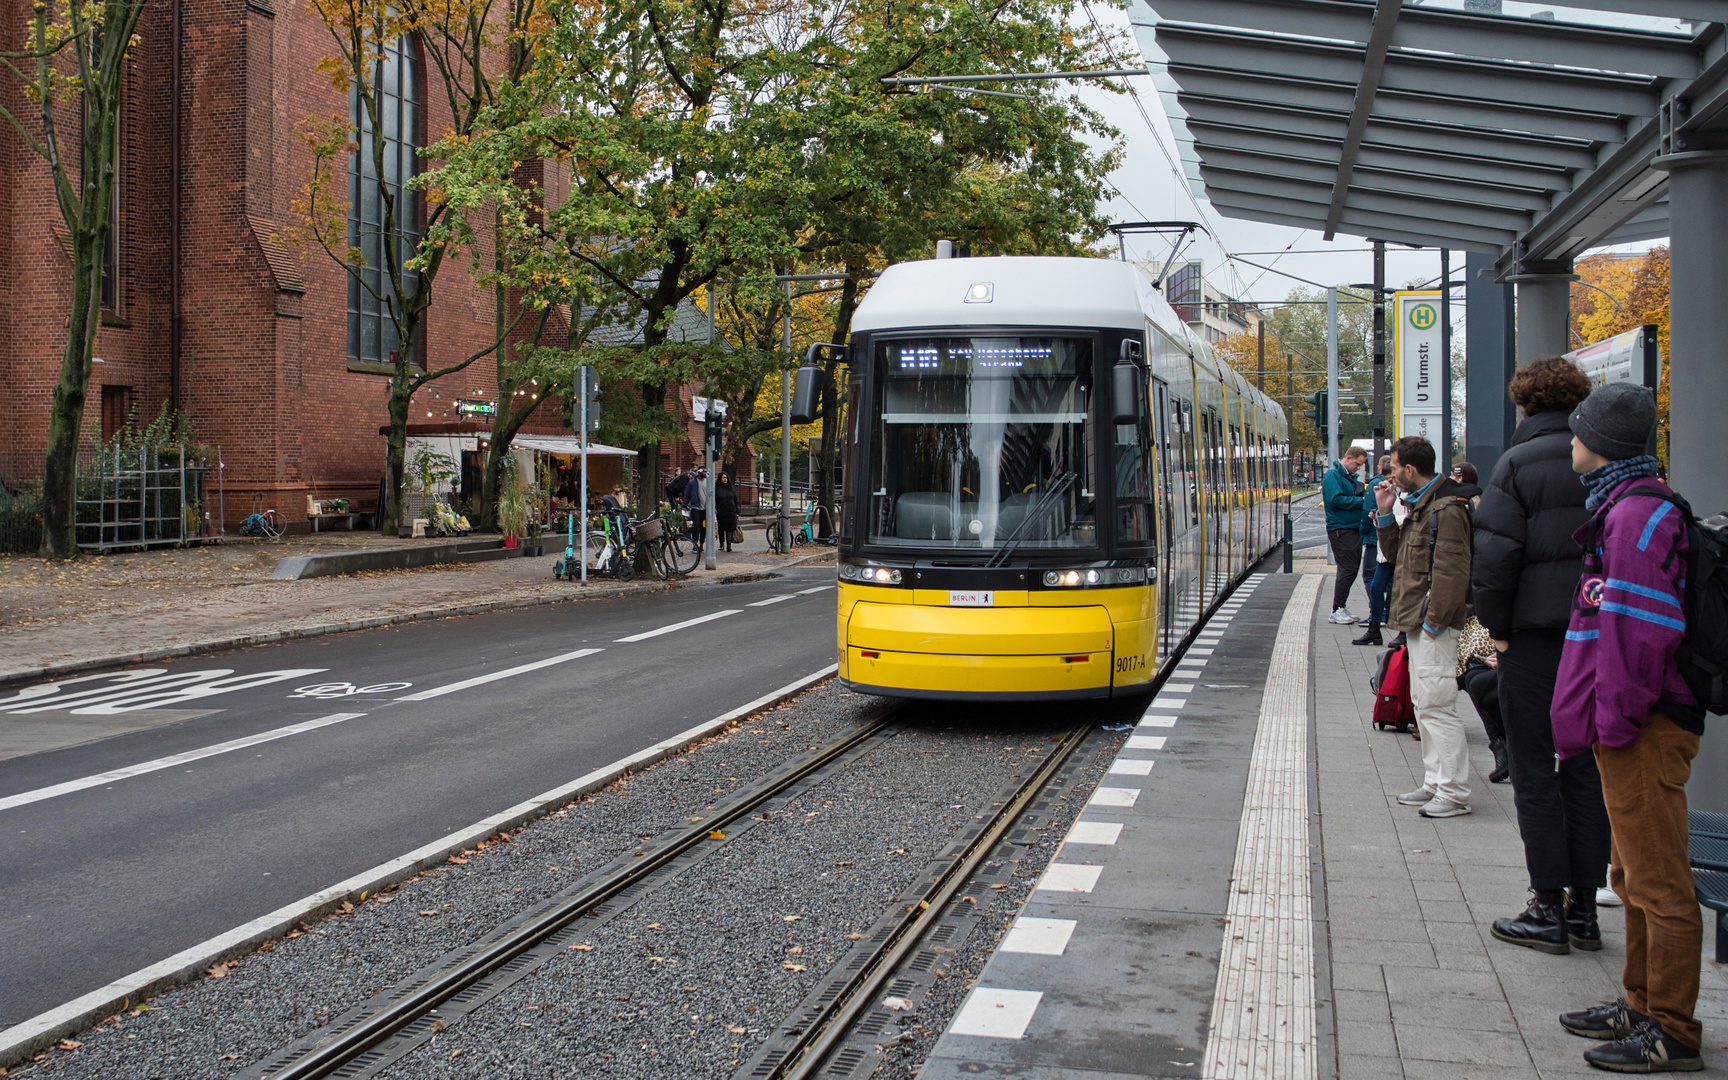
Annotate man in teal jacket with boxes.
[1322,446,1369,623]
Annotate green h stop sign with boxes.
[1409,303,1438,330]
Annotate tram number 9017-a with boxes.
[1115,654,1146,674]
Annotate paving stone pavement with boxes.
[1309,564,1728,1079]
[0,519,827,682]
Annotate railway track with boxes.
[235,705,1097,1080]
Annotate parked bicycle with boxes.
[581,503,702,580]
[764,502,834,554]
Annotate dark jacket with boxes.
[1362,475,1388,545]
[1322,459,1366,532]
[714,480,739,531]
[1469,410,1591,639]
[1377,476,1480,633]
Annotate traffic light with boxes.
[578,365,601,432]
[1306,389,1328,439]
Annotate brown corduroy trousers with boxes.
[1595,712,1703,1050]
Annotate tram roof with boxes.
[1133,0,1728,276]
[852,257,1153,333]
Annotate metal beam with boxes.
[1207,183,1520,250]
[1151,1,1701,79]
[1209,190,1508,253]
[1197,146,1553,210]
[1203,167,1533,235]
[1323,0,1402,239]
[1183,121,1574,191]
[1172,70,1633,143]
[1157,26,1660,117]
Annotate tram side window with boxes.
[1178,398,1199,527]
[838,373,863,543]
[1113,371,1154,551]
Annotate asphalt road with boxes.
[0,568,840,1029]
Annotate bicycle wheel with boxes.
[582,534,609,577]
[764,522,783,554]
[665,532,702,575]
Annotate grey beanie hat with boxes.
[1568,382,1656,461]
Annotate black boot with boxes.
[1388,631,1407,647]
[1491,891,1570,954]
[1352,623,1383,646]
[1489,739,1510,784]
[1567,889,1603,952]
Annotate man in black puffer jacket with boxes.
[1472,356,1611,956]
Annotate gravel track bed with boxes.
[12,683,1135,1080]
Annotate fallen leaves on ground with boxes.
[205,962,235,979]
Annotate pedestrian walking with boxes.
[1374,435,1480,818]
[1354,455,1395,646]
[1553,382,1706,1074]
[685,465,708,541]
[715,472,739,553]
[1470,356,1610,957]
[1324,446,1370,624]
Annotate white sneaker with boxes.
[1419,797,1471,819]
[1329,607,1358,625]
[1396,786,1435,806]
[1596,886,1623,907]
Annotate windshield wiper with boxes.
[986,471,1076,569]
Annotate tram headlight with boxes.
[840,563,902,585]
[1041,567,1146,587]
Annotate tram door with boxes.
[1153,381,1175,662]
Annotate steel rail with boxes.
[761,721,1093,1080]
[257,712,901,1080]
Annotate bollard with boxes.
[1284,512,1294,574]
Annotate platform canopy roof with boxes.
[1132,0,1728,275]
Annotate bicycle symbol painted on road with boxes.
[289,681,414,699]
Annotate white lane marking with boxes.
[1108,758,1154,776]
[1126,734,1167,750]
[1138,715,1177,728]
[1152,695,1187,709]
[746,595,796,607]
[1000,918,1076,956]
[0,668,329,716]
[614,610,741,643]
[0,664,840,1064]
[794,585,834,595]
[1089,786,1140,807]
[1036,863,1103,893]
[1066,821,1123,845]
[397,648,604,701]
[0,713,367,813]
[1161,682,1196,694]
[950,987,1043,1039]
[1201,574,1321,1080]
[1187,647,1215,656]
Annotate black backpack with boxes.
[1592,483,1728,715]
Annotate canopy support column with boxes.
[1654,148,1728,813]
[1510,261,1575,366]
[1465,251,1516,474]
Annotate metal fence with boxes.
[73,444,219,553]
[0,488,43,555]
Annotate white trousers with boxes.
[1409,627,1470,806]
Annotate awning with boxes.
[511,437,637,457]
[1133,0,1728,273]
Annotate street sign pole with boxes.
[578,369,588,584]
[781,280,793,553]
[1326,286,1339,567]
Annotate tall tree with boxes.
[1,0,147,556]
[290,0,544,533]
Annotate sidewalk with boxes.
[1311,558,1728,1079]
[0,519,829,685]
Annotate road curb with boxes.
[0,562,823,690]
[0,664,840,1069]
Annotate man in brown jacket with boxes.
[1374,436,1481,818]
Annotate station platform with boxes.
[920,565,1728,1080]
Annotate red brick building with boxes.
[0,0,599,530]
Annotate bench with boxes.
[1691,812,1728,962]
[308,497,373,532]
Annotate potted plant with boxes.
[497,481,528,548]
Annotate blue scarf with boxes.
[1582,455,1658,510]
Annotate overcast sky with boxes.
[1062,2,1667,314]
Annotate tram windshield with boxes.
[867,336,1095,550]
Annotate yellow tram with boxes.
[801,256,1290,701]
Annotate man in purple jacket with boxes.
[1552,382,1705,1073]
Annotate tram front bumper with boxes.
[841,600,1115,700]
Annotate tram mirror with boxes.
[1111,363,1143,426]
[791,366,825,425]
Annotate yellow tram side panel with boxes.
[835,581,1159,696]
